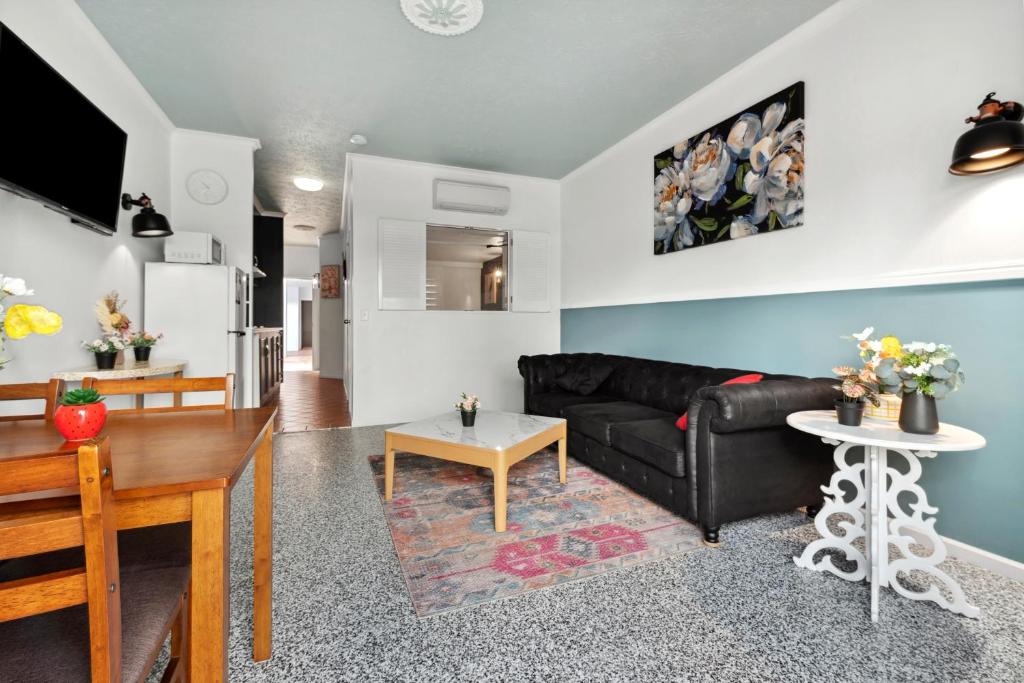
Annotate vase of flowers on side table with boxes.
[875,342,965,435]
[831,365,880,427]
[129,330,162,362]
[456,393,480,427]
[83,336,126,370]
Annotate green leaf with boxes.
[655,159,671,170]
[734,163,749,191]
[692,217,718,232]
[62,388,105,406]
[768,211,778,231]
[715,224,731,241]
[726,194,753,211]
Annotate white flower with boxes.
[852,327,875,341]
[867,340,882,352]
[729,216,757,239]
[653,164,692,246]
[0,276,33,297]
[743,117,805,227]
[726,113,762,160]
[682,132,733,204]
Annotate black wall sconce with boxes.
[949,92,1024,175]
[121,192,173,237]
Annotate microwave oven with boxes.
[164,231,225,264]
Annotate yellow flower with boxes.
[3,304,62,339]
[880,335,902,359]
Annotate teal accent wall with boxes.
[561,279,1024,563]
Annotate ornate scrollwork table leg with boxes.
[793,438,869,581]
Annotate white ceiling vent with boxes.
[433,179,510,215]
[400,0,484,37]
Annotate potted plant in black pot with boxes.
[455,392,480,427]
[128,330,163,362]
[82,336,126,370]
[831,365,880,427]
[875,342,965,435]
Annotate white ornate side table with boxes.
[787,410,985,622]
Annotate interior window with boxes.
[425,225,508,311]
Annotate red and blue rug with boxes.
[369,449,703,616]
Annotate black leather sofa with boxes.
[518,353,838,544]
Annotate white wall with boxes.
[0,1,171,394]
[561,0,1024,309]
[170,129,260,274]
[284,245,319,279]
[284,284,301,351]
[346,154,561,426]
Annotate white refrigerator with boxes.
[144,263,252,408]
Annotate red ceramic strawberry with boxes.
[54,388,107,441]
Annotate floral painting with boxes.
[653,82,804,255]
[320,264,340,299]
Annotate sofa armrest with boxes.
[517,354,570,398]
[694,378,838,434]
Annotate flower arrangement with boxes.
[82,336,127,354]
[455,393,480,413]
[849,327,964,398]
[832,365,881,406]
[128,331,163,348]
[94,291,131,335]
[0,274,63,370]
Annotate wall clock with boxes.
[186,169,229,205]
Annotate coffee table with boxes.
[384,410,567,532]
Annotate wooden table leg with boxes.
[190,488,230,682]
[173,370,184,408]
[384,433,395,501]
[253,428,273,661]
[493,453,508,532]
[134,377,145,410]
[557,437,567,485]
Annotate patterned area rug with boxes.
[369,449,703,617]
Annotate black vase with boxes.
[133,346,151,362]
[899,391,939,435]
[94,351,117,370]
[835,400,864,427]
[461,410,476,427]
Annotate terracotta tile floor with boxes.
[275,350,351,433]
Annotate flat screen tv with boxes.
[0,22,127,235]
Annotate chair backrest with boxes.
[0,438,122,681]
[82,373,235,414]
[0,378,65,422]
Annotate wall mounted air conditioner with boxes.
[433,179,511,215]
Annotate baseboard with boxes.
[904,528,1024,583]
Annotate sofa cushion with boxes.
[530,391,617,418]
[610,418,688,477]
[563,401,674,446]
[554,359,616,396]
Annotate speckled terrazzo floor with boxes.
[203,426,1024,682]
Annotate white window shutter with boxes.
[378,219,426,310]
[511,230,549,312]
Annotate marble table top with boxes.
[387,410,565,451]
[52,358,187,381]
[787,410,985,452]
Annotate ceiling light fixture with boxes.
[400,0,483,36]
[293,177,324,192]
[350,133,368,146]
[293,224,317,232]
[949,92,1024,175]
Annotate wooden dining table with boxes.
[0,406,277,682]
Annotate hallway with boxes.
[275,349,352,432]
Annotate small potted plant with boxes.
[128,330,162,362]
[455,393,480,427]
[831,366,880,427]
[875,342,965,435]
[82,336,126,370]
[54,387,107,441]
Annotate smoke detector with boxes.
[400,0,483,36]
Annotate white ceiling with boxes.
[76,0,839,246]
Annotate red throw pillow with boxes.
[675,374,764,431]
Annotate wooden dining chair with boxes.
[82,373,235,414]
[0,438,191,682]
[0,378,65,421]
